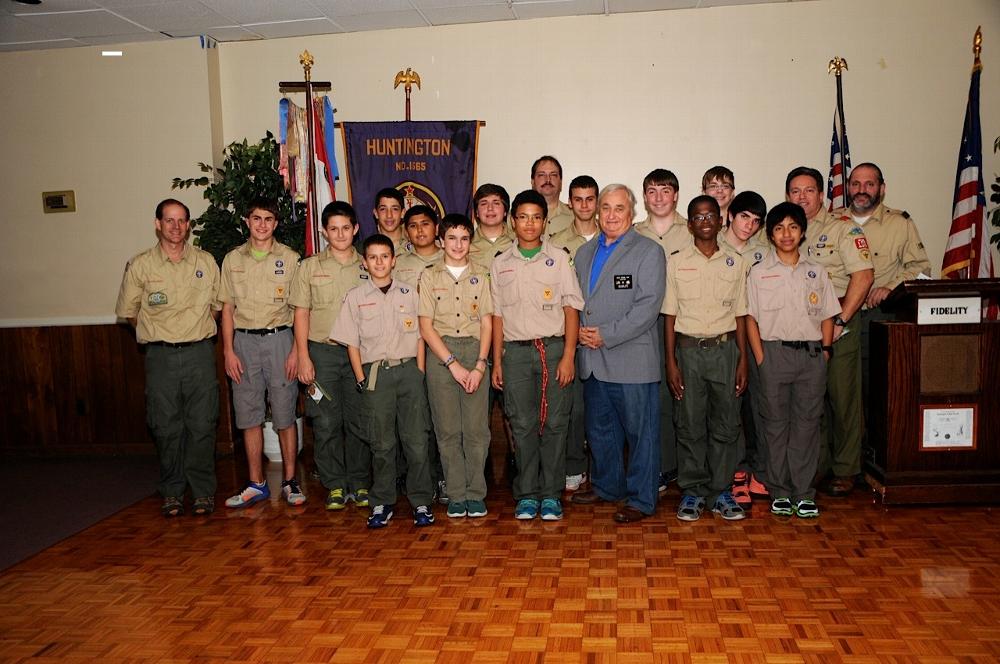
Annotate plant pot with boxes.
[262,417,304,462]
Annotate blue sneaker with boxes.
[225,481,269,508]
[367,504,393,528]
[466,500,488,518]
[413,505,435,527]
[712,491,747,521]
[514,499,539,520]
[540,498,563,521]
[447,500,467,518]
[676,495,705,522]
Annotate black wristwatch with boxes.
[822,345,834,357]
[355,379,366,393]
[834,316,847,327]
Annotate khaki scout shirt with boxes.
[330,280,421,364]
[802,208,874,298]
[288,247,368,344]
[418,261,494,338]
[115,243,219,344]
[719,230,771,265]
[842,203,931,290]
[491,241,585,341]
[545,201,575,237]
[394,248,443,290]
[218,241,299,329]
[549,223,597,260]
[663,244,748,337]
[747,254,841,342]
[633,213,692,259]
[470,227,515,269]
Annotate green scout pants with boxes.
[565,368,589,477]
[425,336,490,503]
[502,337,572,501]
[819,321,863,478]
[758,342,827,501]
[306,341,371,493]
[361,359,433,508]
[655,315,678,475]
[674,338,742,504]
[735,341,767,481]
[144,340,219,499]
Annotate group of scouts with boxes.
[116,155,931,527]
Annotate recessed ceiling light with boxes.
[101,50,123,57]
[12,1,43,6]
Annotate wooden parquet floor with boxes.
[2,458,1000,663]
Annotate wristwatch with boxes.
[355,379,366,393]
[834,316,847,327]
[822,345,834,357]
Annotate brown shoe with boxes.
[571,490,609,505]
[824,476,854,497]
[613,506,651,523]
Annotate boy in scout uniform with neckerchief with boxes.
[490,190,584,521]
[664,195,749,523]
[219,198,304,509]
[116,198,221,518]
[330,233,435,529]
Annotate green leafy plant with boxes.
[173,131,306,265]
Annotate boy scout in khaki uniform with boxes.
[219,199,304,509]
[547,175,599,492]
[419,214,494,519]
[787,166,875,498]
[491,190,584,521]
[394,205,444,290]
[372,187,409,256]
[470,184,515,270]
[747,202,841,519]
[664,195,749,523]
[116,199,220,518]
[330,234,435,529]
[290,201,371,511]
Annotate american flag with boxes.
[941,65,992,282]
[826,106,851,211]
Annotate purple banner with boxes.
[341,121,480,239]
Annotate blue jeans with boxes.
[584,378,660,514]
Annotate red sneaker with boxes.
[748,474,769,497]
[732,481,752,505]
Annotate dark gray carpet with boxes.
[0,457,159,570]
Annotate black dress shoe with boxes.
[613,506,651,523]
[571,490,603,505]
[824,476,854,497]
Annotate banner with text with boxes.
[341,121,480,240]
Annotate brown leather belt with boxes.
[676,333,731,349]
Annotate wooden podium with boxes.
[865,279,1000,504]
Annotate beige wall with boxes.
[2,0,998,323]
[0,38,214,324]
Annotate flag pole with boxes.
[300,51,321,255]
[826,56,851,210]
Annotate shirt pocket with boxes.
[493,269,518,306]
[229,271,249,300]
[757,280,784,312]
[359,304,381,338]
[267,266,293,302]
[533,272,562,311]
[675,269,701,302]
[397,301,419,335]
[310,274,336,305]
[713,268,741,304]
[189,269,214,306]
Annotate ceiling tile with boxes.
[247,18,342,39]
[199,25,262,42]
[422,5,516,26]
[199,0,322,24]
[308,0,414,17]
[333,9,429,31]
[511,0,606,20]
[10,0,103,12]
[16,9,149,38]
[412,0,508,7]
[0,14,58,41]
[75,31,171,45]
[607,0,698,11]
[108,1,230,34]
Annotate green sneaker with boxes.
[447,501,468,518]
[794,499,820,518]
[325,488,347,511]
[354,488,369,508]
[770,497,794,516]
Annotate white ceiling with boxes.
[0,0,812,52]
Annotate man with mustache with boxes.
[843,162,931,451]
[531,155,574,237]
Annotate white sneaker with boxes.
[565,473,586,491]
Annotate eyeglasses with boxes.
[514,214,545,223]
[691,213,720,223]
[705,184,734,193]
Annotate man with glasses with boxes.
[702,166,736,225]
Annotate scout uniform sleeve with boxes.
[559,254,585,311]
[733,256,749,317]
[329,290,361,348]
[746,264,761,321]
[490,262,505,318]
[287,256,312,309]
[839,225,874,275]
[893,218,932,288]
[114,256,143,319]
[217,252,236,305]
[818,268,842,319]
[479,269,495,315]
[418,269,436,318]
[662,259,679,316]
[205,256,222,311]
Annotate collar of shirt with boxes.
[589,231,627,292]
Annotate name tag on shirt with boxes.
[614,274,633,290]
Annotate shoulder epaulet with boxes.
[561,246,571,255]
[901,210,911,219]
[494,250,503,258]
[669,249,680,256]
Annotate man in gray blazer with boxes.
[570,184,666,522]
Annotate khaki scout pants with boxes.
[819,322,863,478]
